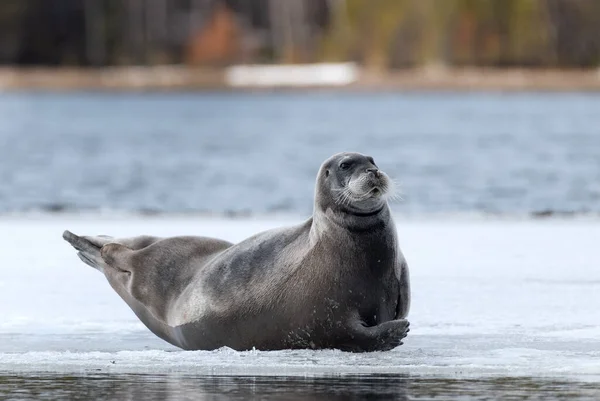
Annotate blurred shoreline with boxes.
[2,66,600,91]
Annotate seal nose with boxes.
[366,168,380,178]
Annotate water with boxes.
[2,373,599,400]
[1,91,599,215]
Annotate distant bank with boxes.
[1,64,600,91]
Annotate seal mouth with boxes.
[369,187,383,197]
[362,180,388,199]
[333,170,395,208]
[363,171,390,196]
[340,184,387,203]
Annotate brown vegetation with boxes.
[186,3,241,66]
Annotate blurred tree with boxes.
[546,0,600,66]
[186,1,240,65]
[0,0,598,68]
[0,1,23,63]
[16,0,87,65]
[320,0,412,71]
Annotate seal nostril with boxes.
[367,168,379,177]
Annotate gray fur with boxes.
[63,152,411,352]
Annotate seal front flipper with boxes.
[342,318,410,352]
[369,319,410,351]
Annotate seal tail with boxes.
[63,230,106,272]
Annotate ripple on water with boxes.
[1,373,599,401]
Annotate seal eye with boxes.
[340,162,351,170]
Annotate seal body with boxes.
[63,152,411,352]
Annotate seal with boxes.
[63,152,411,352]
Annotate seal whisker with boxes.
[333,188,353,206]
[341,187,356,206]
[385,179,404,202]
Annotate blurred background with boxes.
[2,0,600,68]
[0,0,599,217]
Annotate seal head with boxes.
[315,152,393,219]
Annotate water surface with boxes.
[1,91,599,215]
[2,373,599,400]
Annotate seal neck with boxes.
[309,204,391,243]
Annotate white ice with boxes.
[0,215,599,380]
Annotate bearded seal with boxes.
[63,152,411,352]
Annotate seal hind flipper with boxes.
[63,230,106,272]
[63,230,97,253]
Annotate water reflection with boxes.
[1,373,598,400]
[3,374,408,401]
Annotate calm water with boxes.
[2,373,599,401]
[0,91,599,215]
